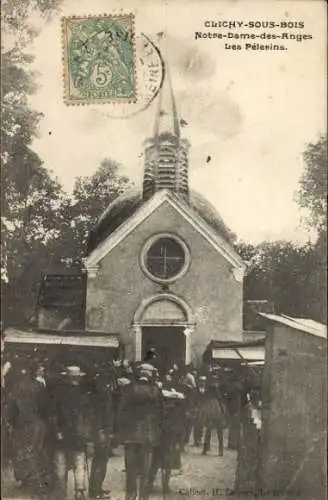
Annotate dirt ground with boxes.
[2,432,238,500]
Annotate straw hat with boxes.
[139,363,155,372]
[137,363,155,380]
[60,365,86,376]
[183,372,196,389]
[117,377,131,386]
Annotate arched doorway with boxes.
[133,293,195,372]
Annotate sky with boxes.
[26,0,326,243]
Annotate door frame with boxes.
[141,325,187,369]
[133,322,194,364]
[132,293,196,364]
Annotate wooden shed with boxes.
[259,314,327,499]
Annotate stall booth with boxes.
[202,339,265,391]
[202,339,265,451]
[258,314,327,499]
[232,314,327,499]
[1,327,124,471]
[2,327,124,387]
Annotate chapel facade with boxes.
[81,68,246,368]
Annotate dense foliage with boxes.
[237,135,327,324]
[1,0,326,326]
[236,238,326,323]
[1,0,132,325]
[298,136,327,234]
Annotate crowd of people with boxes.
[1,348,249,500]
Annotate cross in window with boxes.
[146,238,185,279]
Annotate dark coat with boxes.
[180,385,198,420]
[8,378,49,486]
[117,379,162,446]
[160,397,185,469]
[161,397,185,444]
[9,379,45,428]
[194,386,207,413]
[91,376,115,435]
[50,381,94,450]
[199,387,228,428]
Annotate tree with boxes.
[297,135,327,323]
[1,0,64,325]
[298,135,327,235]
[1,146,69,325]
[62,159,134,261]
[236,240,325,322]
[235,136,327,324]
[1,0,62,163]
[1,3,133,325]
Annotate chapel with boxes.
[38,68,247,370]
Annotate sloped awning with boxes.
[212,346,265,362]
[4,328,120,348]
[259,313,327,340]
[204,339,265,363]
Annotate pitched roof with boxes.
[260,313,327,339]
[86,189,245,272]
[87,188,236,254]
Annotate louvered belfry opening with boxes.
[142,64,190,202]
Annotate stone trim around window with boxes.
[139,232,190,284]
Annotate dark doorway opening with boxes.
[142,326,185,374]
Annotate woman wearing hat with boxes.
[49,365,93,500]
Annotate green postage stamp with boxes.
[62,14,136,104]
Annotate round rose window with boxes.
[142,235,189,282]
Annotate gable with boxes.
[85,191,245,278]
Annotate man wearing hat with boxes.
[143,347,160,372]
[193,375,207,446]
[7,362,50,497]
[50,365,93,500]
[88,367,115,500]
[149,377,185,495]
[117,363,162,500]
[178,365,197,448]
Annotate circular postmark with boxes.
[89,33,164,119]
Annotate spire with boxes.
[142,58,190,202]
[153,65,180,139]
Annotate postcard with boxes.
[1,1,326,499]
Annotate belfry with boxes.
[143,66,190,201]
